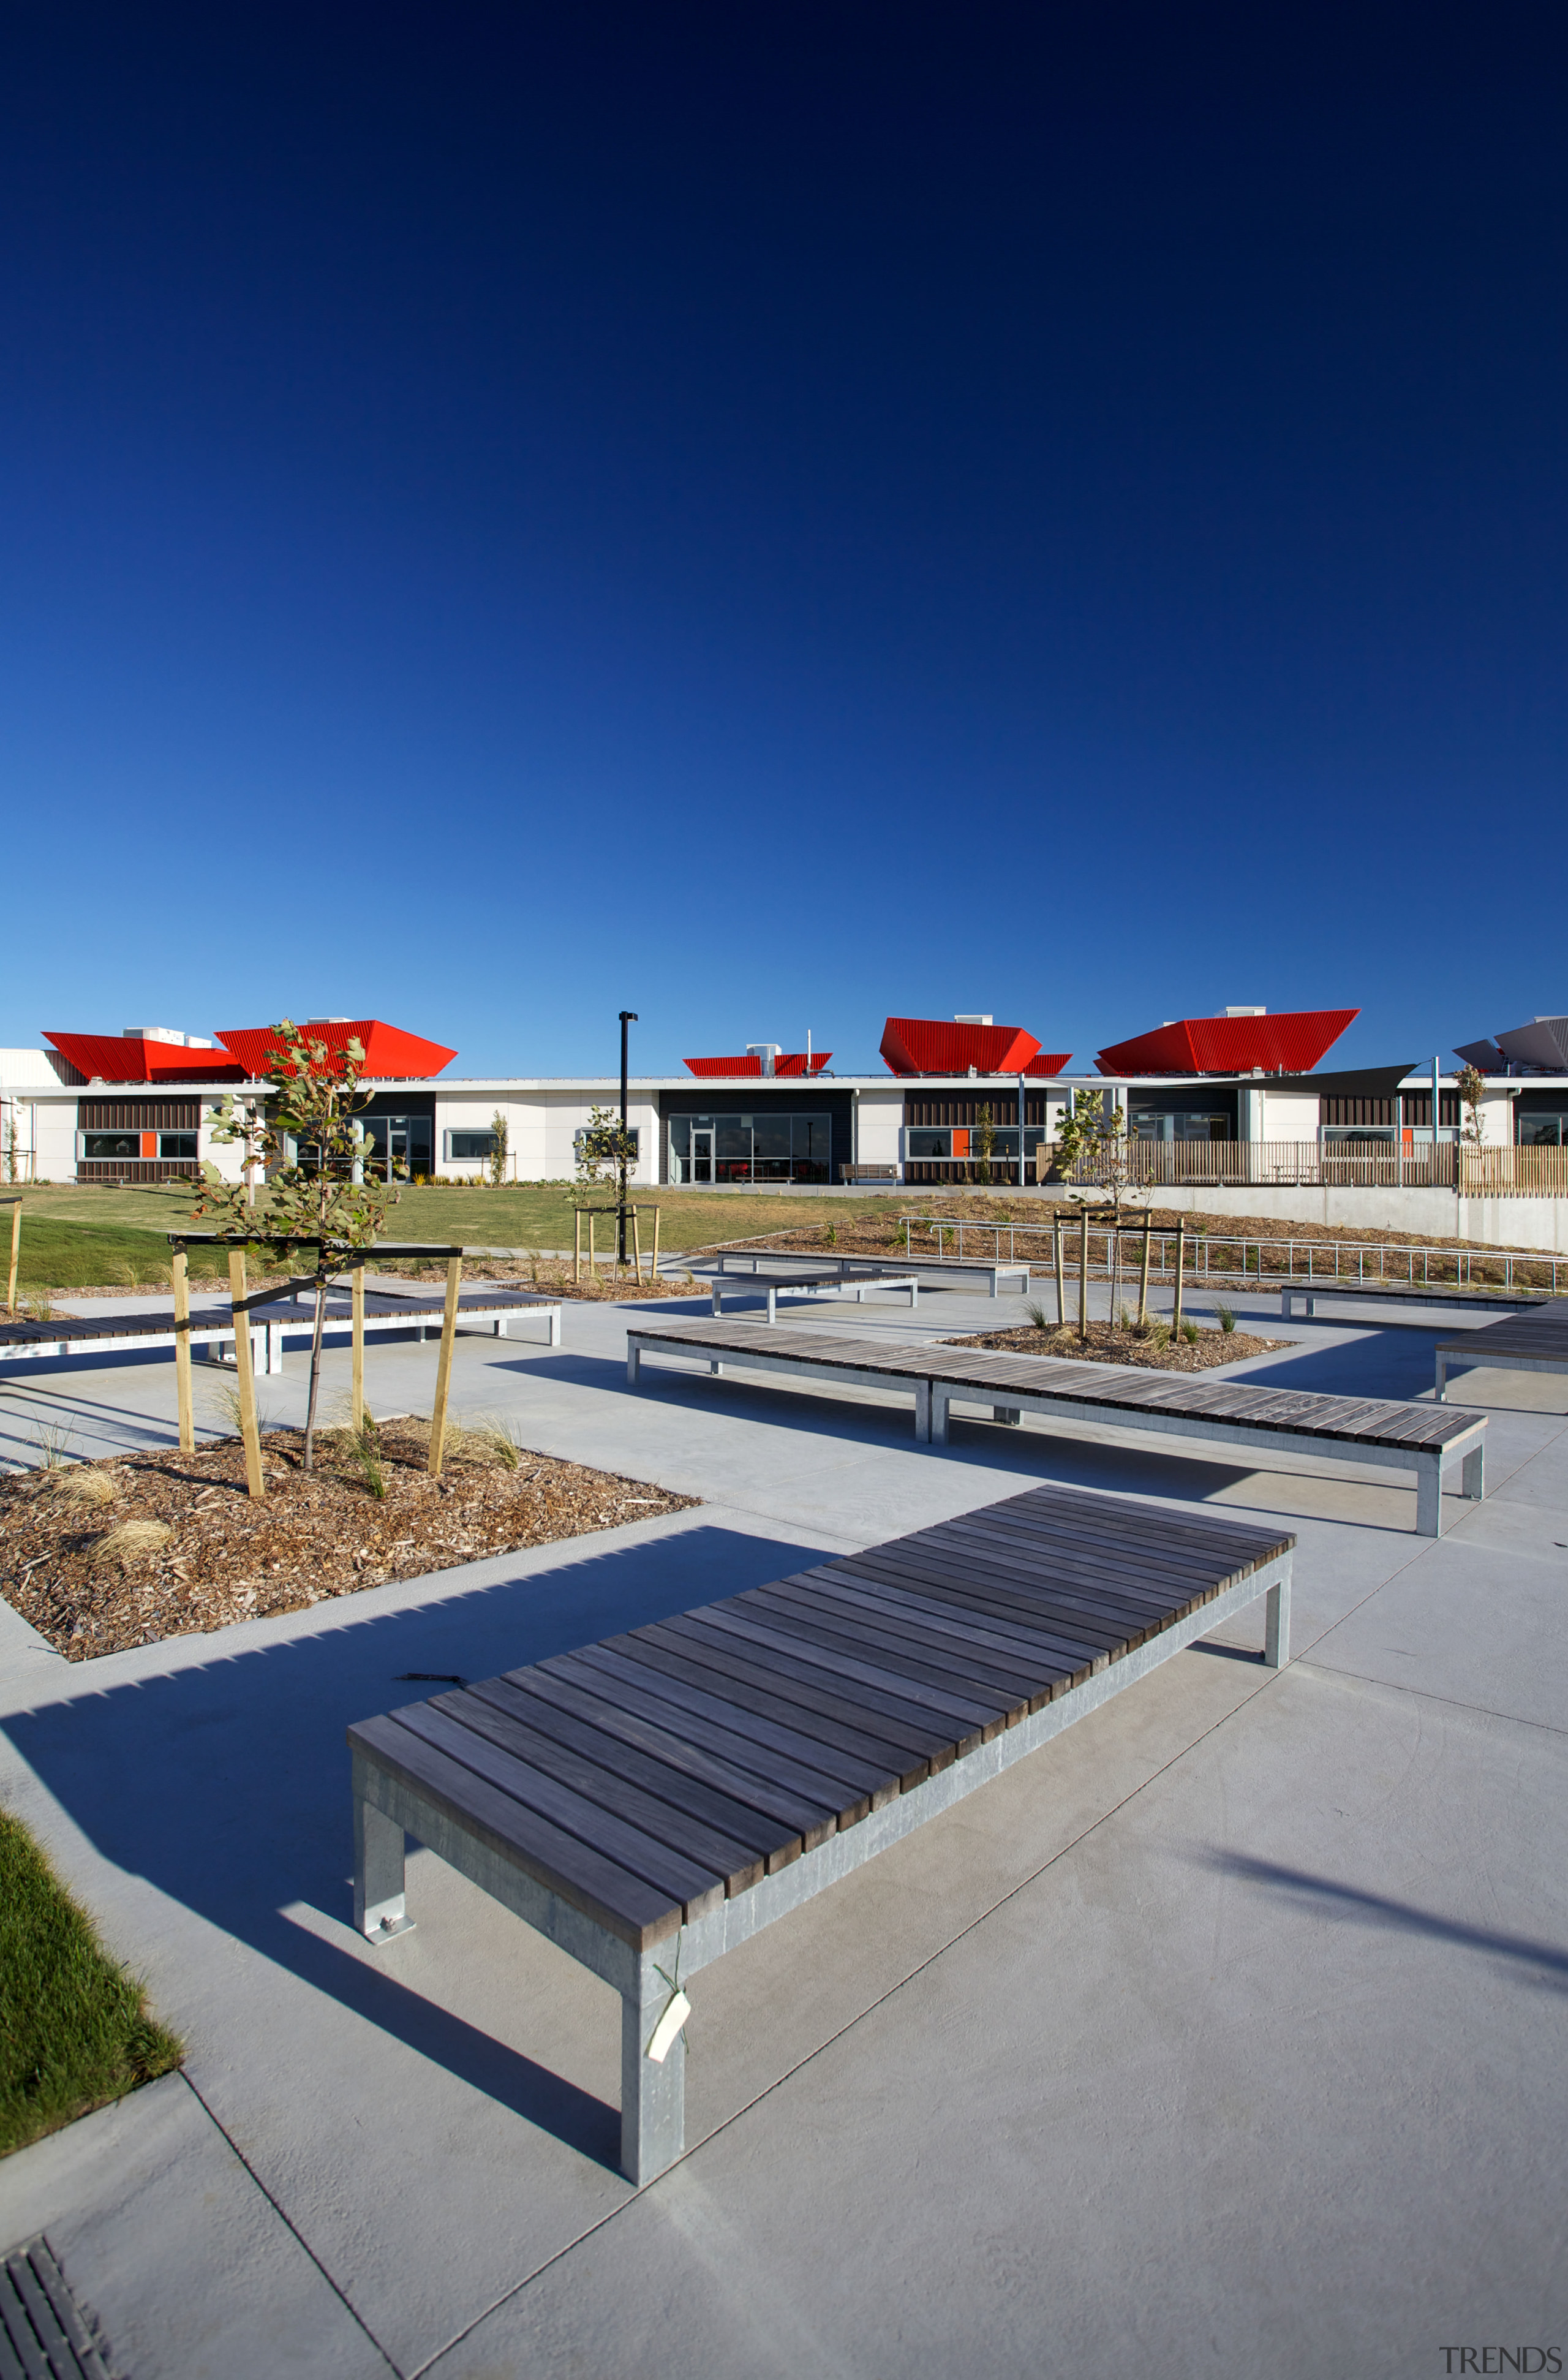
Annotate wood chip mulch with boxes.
[943,1321,1288,1371]
[1,1425,698,1663]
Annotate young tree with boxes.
[196,1021,391,1472]
[1056,1094,1147,1334]
[1456,1063,1487,1147]
[576,1105,638,1263]
[973,1103,995,1187]
[489,1109,510,1187]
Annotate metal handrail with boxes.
[896,1214,1567,1294]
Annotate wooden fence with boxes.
[1022,1141,1568,1198]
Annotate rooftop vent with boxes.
[953,1014,993,1026]
[122,1026,187,1043]
[745,1043,782,1077]
[1223,1006,1267,1017]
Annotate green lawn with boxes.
[0,1808,183,2157]
[6,1180,918,1278]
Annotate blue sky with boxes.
[1,4,1562,1077]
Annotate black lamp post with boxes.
[618,1010,638,1260]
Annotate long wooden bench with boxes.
[626,1317,1487,1536]
[1435,1299,1568,1400]
[0,1287,562,1380]
[709,1267,919,1322]
[712,1249,1030,1299]
[349,1479,1293,2186]
[1281,1280,1548,1321]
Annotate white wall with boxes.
[434,1087,660,1184]
[1043,1179,1568,1252]
[855,1086,903,1171]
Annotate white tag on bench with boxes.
[647,1990,690,2064]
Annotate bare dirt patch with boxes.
[2,1427,698,1663]
[943,1321,1289,1372]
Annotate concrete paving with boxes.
[0,1283,1564,2378]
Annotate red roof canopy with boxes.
[1095,1009,1359,1076]
[880,1018,1068,1076]
[214,1019,456,1079]
[683,1051,831,1078]
[44,1033,247,1085]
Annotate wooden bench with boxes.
[0,1288,563,1380]
[626,1317,1487,1536]
[713,1249,1030,1299]
[837,1163,898,1183]
[709,1268,919,1323]
[349,1479,1293,2186]
[1435,1299,1568,1400]
[1280,1280,1549,1321]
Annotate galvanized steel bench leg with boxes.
[1415,1453,1442,1536]
[1461,1440,1484,1500]
[494,1317,507,1337]
[1434,1353,1447,1402]
[992,1406,1021,1426]
[931,1386,950,1446]
[909,1283,919,1309]
[548,1307,562,1347]
[627,1341,642,1386]
[1264,1572,1291,1668]
[711,1284,722,1317]
[914,1381,932,1442]
[265,1324,284,1375]
[621,1953,685,2186]
[355,1796,414,1941]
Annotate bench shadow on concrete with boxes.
[1203,1853,1568,1991]
[2,1521,833,2172]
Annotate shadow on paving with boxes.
[1202,1852,1568,1990]
[2,1521,833,2172]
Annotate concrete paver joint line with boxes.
[174,2074,403,2379]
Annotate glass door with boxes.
[690,1127,714,1184]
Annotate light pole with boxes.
[619,1011,638,1260]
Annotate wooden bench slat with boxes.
[470,1676,811,1868]
[698,1601,1014,1742]
[837,1541,1188,1649]
[392,1704,730,1923]
[349,1713,682,1949]
[826,1555,1111,1672]
[568,1642,900,1810]
[432,1688,771,1898]
[745,1581,1061,1710]
[535,1652,848,1840]
[767,1571,1080,1696]
[647,1618,956,1774]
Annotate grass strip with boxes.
[0,1807,182,2156]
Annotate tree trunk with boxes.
[303,1274,328,1471]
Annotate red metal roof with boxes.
[880,1018,1063,1076]
[1095,1009,1359,1076]
[215,1020,456,1079]
[683,1052,831,1078]
[44,1033,247,1085]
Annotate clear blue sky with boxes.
[1,4,1562,1077]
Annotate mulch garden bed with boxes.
[943,1321,1288,1372]
[1,1423,698,1663]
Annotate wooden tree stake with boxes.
[172,1243,194,1453]
[573,1208,582,1286]
[351,1258,365,1431]
[631,1206,643,1286]
[4,1199,20,1316]
[1078,1206,1090,1342]
[1173,1220,1186,1334]
[1053,1214,1065,1326]
[227,1248,265,1500]
[428,1255,462,1475]
[650,1205,660,1285]
[1138,1218,1153,1327]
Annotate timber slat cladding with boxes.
[633,1316,1484,1448]
[349,1482,1294,1953]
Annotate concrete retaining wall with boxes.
[1039,1179,1568,1252]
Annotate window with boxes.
[444,1130,497,1162]
[1518,1113,1568,1147]
[81,1133,141,1160]
[1321,1125,1397,1146]
[573,1127,641,1162]
[668,1114,827,1184]
[1131,1111,1232,1143]
[158,1133,198,1160]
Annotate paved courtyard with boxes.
[0,1280,1563,2378]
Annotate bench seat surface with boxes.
[1436,1299,1568,1361]
[630,1316,1483,1451]
[0,1287,557,1350]
[349,1482,1294,1953]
